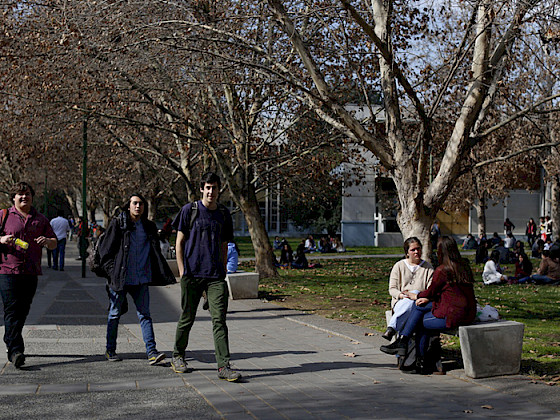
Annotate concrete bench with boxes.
[226,271,260,300]
[384,310,524,378]
[166,261,260,300]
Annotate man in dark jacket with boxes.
[98,193,175,364]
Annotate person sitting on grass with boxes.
[292,240,309,269]
[532,238,544,258]
[304,235,316,253]
[279,242,293,268]
[381,237,434,341]
[482,250,508,285]
[273,236,282,250]
[504,231,516,249]
[475,239,489,264]
[495,240,509,264]
[333,237,346,253]
[527,249,560,284]
[510,252,532,284]
[490,232,501,247]
[381,236,476,375]
[462,234,478,250]
[318,236,334,253]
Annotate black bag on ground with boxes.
[397,336,417,371]
[397,334,442,374]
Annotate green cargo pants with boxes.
[173,276,231,368]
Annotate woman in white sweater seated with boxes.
[382,237,434,341]
[482,250,508,285]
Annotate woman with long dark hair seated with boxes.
[380,236,476,373]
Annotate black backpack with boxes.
[88,232,107,277]
[397,334,442,374]
[187,201,228,232]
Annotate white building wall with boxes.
[469,190,541,237]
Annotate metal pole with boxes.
[44,170,48,215]
[81,118,88,278]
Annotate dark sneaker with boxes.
[105,350,122,362]
[148,352,166,365]
[170,355,189,373]
[12,352,25,369]
[380,337,407,356]
[218,364,241,382]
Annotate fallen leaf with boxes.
[481,405,493,410]
[351,341,361,345]
[372,380,380,384]
[364,332,375,336]
[344,352,356,357]
[546,382,557,386]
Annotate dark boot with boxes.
[380,336,408,356]
[381,327,396,341]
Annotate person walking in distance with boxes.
[170,172,241,382]
[0,182,57,369]
[50,210,70,271]
[98,193,175,364]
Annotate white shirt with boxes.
[50,216,70,241]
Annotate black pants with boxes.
[0,274,38,360]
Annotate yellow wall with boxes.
[437,211,469,235]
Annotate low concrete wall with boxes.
[377,232,404,247]
[167,259,180,278]
[226,272,260,300]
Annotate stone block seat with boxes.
[166,260,260,300]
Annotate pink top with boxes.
[0,206,55,275]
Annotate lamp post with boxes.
[80,117,88,277]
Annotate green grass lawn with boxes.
[234,235,401,257]
[246,255,560,380]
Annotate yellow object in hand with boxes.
[14,238,29,250]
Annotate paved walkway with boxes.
[0,245,558,419]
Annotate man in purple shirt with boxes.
[170,172,240,382]
[0,182,57,369]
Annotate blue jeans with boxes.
[400,302,448,357]
[530,274,558,284]
[106,283,157,356]
[0,274,38,360]
[52,238,66,269]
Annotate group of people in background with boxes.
[272,234,344,269]
[462,216,560,286]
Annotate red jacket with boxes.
[418,265,476,328]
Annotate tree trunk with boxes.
[237,190,278,279]
[392,164,435,260]
[473,191,487,238]
[64,189,79,219]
